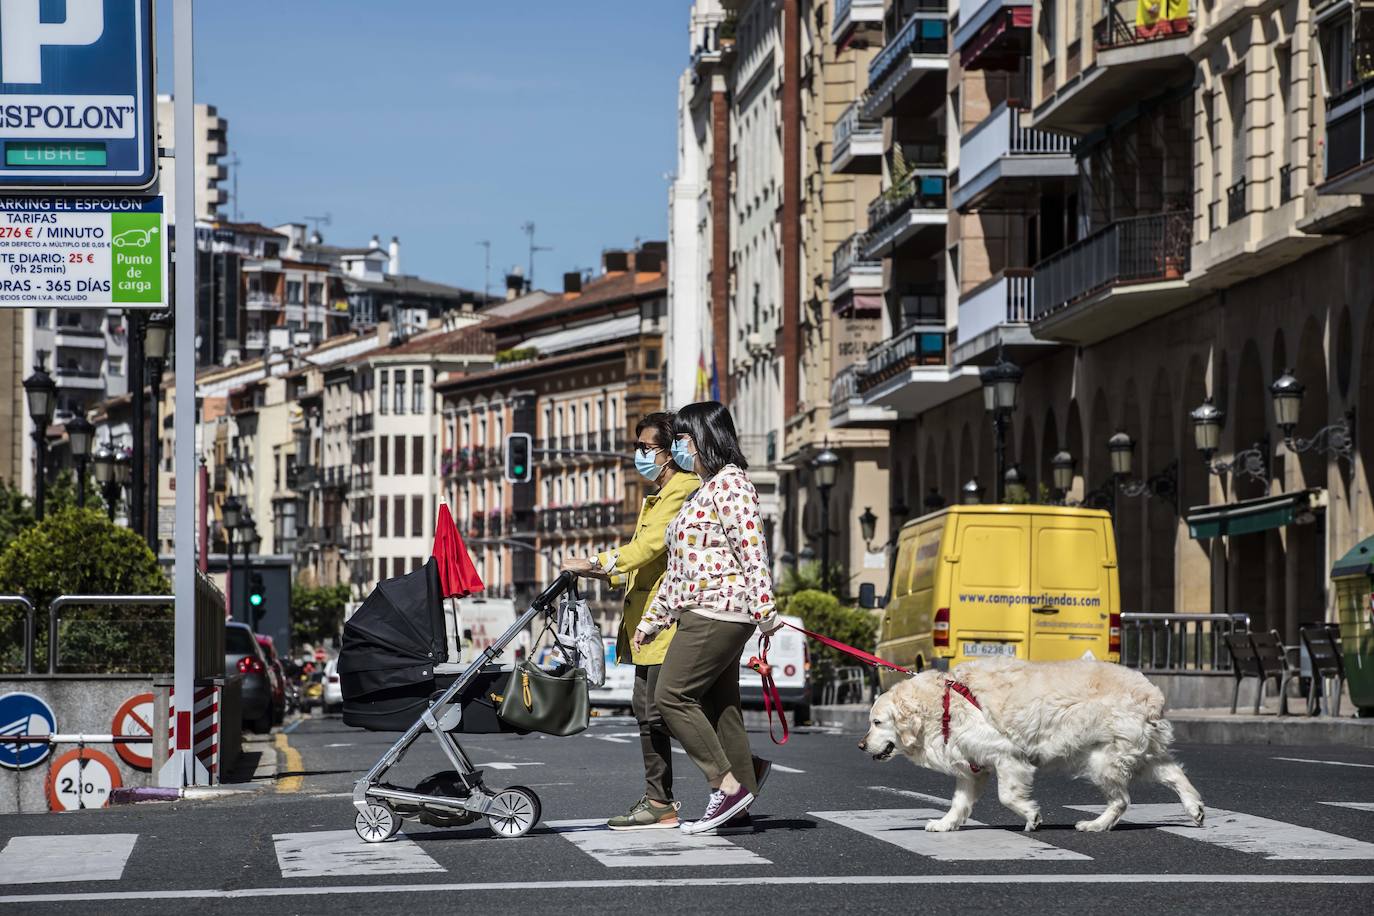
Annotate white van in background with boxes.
[738,614,811,723]
[452,597,520,663]
[589,637,635,709]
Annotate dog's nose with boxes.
[857,739,866,750]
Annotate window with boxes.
[308,282,324,305]
[412,436,424,475]
[379,370,389,415]
[375,558,384,582]
[412,557,423,572]
[379,497,389,536]
[394,497,405,536]
[394,436,406,475]
[286,280,303,304]
[394,557,406,578]
[380,436,389,475]
[34,309,49,328]
[395,374,406,415]
[108,356,124,376]
[1320,16,1354,98]
[412,496,423,537]
[412,369,424,414]
[645,348,659,370]
[1227,69,1246,187]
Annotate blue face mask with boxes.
[671,438,696,473]
[635,450,664,482]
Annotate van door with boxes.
[1027,513,1112,661]
[947,514,1031,661]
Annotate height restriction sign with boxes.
[0,195,164,308]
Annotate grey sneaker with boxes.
[607,796,681,831]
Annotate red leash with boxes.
[780,620,916,675]
[747,636,790,745]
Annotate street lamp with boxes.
[980,355,1022,502]
[1189,395,1268,483]
[858,506,879,546]
[811,448,840,593]
[961,479,984,505]
[23,359,57,519]
[223,496,242,622]
[1270,369,1355,462]
[1004,465,1028,503]
[923,487,946,513]
[1052,450,1075,500]
[65,415,94,508]
[144,312,171,554]
[93,445,119,521]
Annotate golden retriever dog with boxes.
[859,658,1204,833]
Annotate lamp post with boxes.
[1189,395,1269,483]
[65,415,94,508]
[859,506,879,547]
[23,359,57,519]
[144,312,171,554]
[1270,369,1355,462]
[222,496,242,623]
[811,448,840,594]
[1004,465,1028,503]
[1052,450,1075,503]
[980,355,1022,502]
[1106,430,1135,520]
[239,509,260,623]
[93,445,117,520]
[961,479,984,505]
[114,448,132,523]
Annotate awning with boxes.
[1186,489,1325,540]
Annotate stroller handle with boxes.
[531,570,577,612]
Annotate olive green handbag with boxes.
[495,612,590,736]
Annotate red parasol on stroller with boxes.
[432,503,484,599]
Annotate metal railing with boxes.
[1118,612,1251,674]
[1032,211,1191,320]
[957,269,1034,343]
[1278,163,1293,203]
[834,100,882,161]
[859,322,949,392]
[0,596,35,675]
[1325,76,1374,181]
[959,102,1074,186]
[869,11,948,88]
[1093,0,1194,51]
[832,232,881,289]
[866,169,947,235]
[1226,177,1247,224]
[831,362,864,406]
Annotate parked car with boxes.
[255,635,288,725]
[300,670,324,712]
[322,658,343,714]
[226,622,274,733]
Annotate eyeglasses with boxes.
[634,441,663,455]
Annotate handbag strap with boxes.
[747,635,789,746]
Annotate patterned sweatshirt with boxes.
[638,464,779,635]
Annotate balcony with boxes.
[323,466,349,489]
[952,102,1075,213]
[832,100,883,174]
[951,269,1057,365]
[53,324,106,349]
[953,0,1032,71]
[860,13,949,120]
[1031,212,1194,345]
[347,414,373,435]
[469,514,486,538]
[1321,76,1374,195]
[243,331,267,352]
[1031,0,1194,136]
[829,362,898,428]
[51,365,104,390]
[245,292,283,312]
[854,323,981,418]
[830,232,883,309]
[860,170,948,259]
[349,469,373,492]
[832,0,884,46]
[286,464,319,490]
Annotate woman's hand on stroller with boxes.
[561,556,608,580]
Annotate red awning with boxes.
[960,8,1033,71]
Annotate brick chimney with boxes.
[563,271,582,294]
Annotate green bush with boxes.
[0,506,169,673]
[784,588,878,691]
[291,582,351,652]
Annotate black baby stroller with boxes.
[338,560,576,843]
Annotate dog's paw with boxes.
[1189,804,1205,827]
[1023,812,1042,832]
[924,818,960,833]
[1074,818,1112,832]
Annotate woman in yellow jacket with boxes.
[562,411,698,830]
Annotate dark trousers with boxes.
[633,663,673,802]
[654,611,759,793]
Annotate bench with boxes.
[1298,623,1345,717]
[1224,630,1299,715]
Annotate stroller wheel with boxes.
[355,801,400,843]
[486,786,541,839]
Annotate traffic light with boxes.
[248,572,265,626]
[504,432,532,483]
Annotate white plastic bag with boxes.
[555,589,605,688]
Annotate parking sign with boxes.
[0,0,157,188]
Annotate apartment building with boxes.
[155,97,229,222]
[437,246,668,628]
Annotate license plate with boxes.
[962,641,1017,658]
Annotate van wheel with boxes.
[914,657,925,673]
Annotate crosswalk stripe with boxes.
[1320,802,1374,813]
[272,830,445,878]
[547,819,771,867]
[0,834,138,885]
[812,809,1091,861]
[1273,757,1374,769]
[1067,804,1374,860]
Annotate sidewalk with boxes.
[807,704,1374,748]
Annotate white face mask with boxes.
[671,437,696,473]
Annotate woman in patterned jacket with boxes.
[633,400,781,835]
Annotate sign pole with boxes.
[166,0,204,788]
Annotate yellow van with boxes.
[861,505,1120,691]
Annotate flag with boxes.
[710,348,721,403]
[694,348,710,402]
[431,503,484,599]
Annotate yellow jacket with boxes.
[595,470,701,665]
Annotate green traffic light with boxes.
[249,593,263,607]
[513,464,525,475]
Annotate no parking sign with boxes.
[111,692,155,770]
[46,748,122,811]
[0,691,57,769]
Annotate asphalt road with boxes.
[2,711,1372,914]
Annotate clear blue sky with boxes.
[155,1,684,294]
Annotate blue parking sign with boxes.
[0,691,57,769]
[0,0,157,188]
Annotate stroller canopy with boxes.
[339,558,448,698]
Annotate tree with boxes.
[0,506,169,673]
[0,478,33,555]
[777,560,846,602]
[291,581,351,652]
[784,589,879,693]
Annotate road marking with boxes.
[1274,756,1374,769]
[591,736,632,744]
[0,834,138,885]
[282,718,305,734]
[272,831,444,878]
[670,746,687,755]
[275,733,303,793]
[8,874,1372,903]
[476,762,543,771]
[547,819,770,867]
[1321,802,1374,813]
[866,785,951,806]
[323,743,354,749]
[1067,804,1374,860]
[812,809,1090,861]
[772,764,805,774]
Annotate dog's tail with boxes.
[1146,715,1175,754]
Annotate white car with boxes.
[738,614,811,722]
[323,658,344,713]
[589,637,634,709]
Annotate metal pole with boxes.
[993,411,1006,503]
[820,486,831,594]
[33,428,47,519]
[147,373,161,553]
[167,0,199,788]
[76,456,87,508]
[225,531,235,624]
[127,310,145,539]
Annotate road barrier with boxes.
[1119,612,1251,674]
[0,595,35,674]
